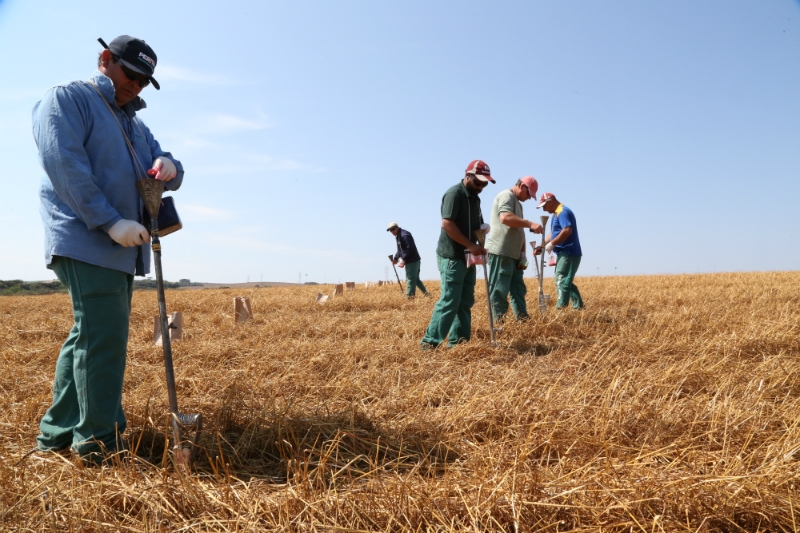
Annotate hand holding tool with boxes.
[388,255,405,294]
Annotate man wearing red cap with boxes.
[535,193,584,310]
[485,177,543,322]
[421,160,494,349]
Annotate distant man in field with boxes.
[388,222,429,298]
[420,160,494,349]
[32,35,183,462]
[486,176,543,322]
[534,193,583,310]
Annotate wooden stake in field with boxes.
[234,297,252,323]
[153,311,182,346]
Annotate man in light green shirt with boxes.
[486,176,543,322]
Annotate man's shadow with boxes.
[127,405,460,482]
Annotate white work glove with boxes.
[108,219,150,247]
[519,251,527,263]
[545,241,554,254]
[151,157,177,181]
[398,260,405,268]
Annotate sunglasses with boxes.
[115,57,151,88]
[470,174,488,187]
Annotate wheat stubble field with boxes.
[1,271,799,532]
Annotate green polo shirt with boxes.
[436,181,484,262]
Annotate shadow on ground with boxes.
[128,406,460,482]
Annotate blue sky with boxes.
[1,1,798,283]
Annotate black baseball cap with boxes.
[98,35,160,90]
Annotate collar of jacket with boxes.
[554,203,564,215]
[91,71,147,118]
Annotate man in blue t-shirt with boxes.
[534,193,584,309]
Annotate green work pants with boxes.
[404,260,427,297]
[554,254,583,309]
[488,253,528,320]
[421,254,476,348]
[37,256,134,458]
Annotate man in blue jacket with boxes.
[388,222,429,298]
[32,35,183,462]
[534,193,583,310]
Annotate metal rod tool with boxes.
[388,255,405,294]
[137,174,202,468]
[475,226,501,346]
[536,215,551,318]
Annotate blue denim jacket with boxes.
[33,72,184,276]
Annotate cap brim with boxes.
[536,200,547,208]
[118,58,160,90]
[473,174,495,184]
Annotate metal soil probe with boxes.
[475,226,501,346]
[388,255,405,294]
[136,175,202,467]
[533,215,551,318]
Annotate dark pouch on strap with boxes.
[143,196,183,237]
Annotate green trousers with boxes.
[421,255,476,348]
[554,254,583,309]
[488,253,528,320]
[38,256,134,458]
[404,260,428,297]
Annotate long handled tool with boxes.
[475,225,501,346]
[137,174,202,468]
[388,255,405,294]
[534,215,551,318]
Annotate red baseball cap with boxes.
[465,160,495,183]
[519,176,538,201]
[536,192,556,208]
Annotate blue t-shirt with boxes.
[551,204,581,257]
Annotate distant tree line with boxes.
[0,280,67,296]
[1,278,202,296]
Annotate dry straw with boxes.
[1,272,799,531]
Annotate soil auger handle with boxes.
[388,255,405,294]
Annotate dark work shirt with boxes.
[435,181,483,262]
[393,228,421,264]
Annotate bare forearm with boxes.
[499,212,532,228]
[547,226,572,246]
[442,219,473,248]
